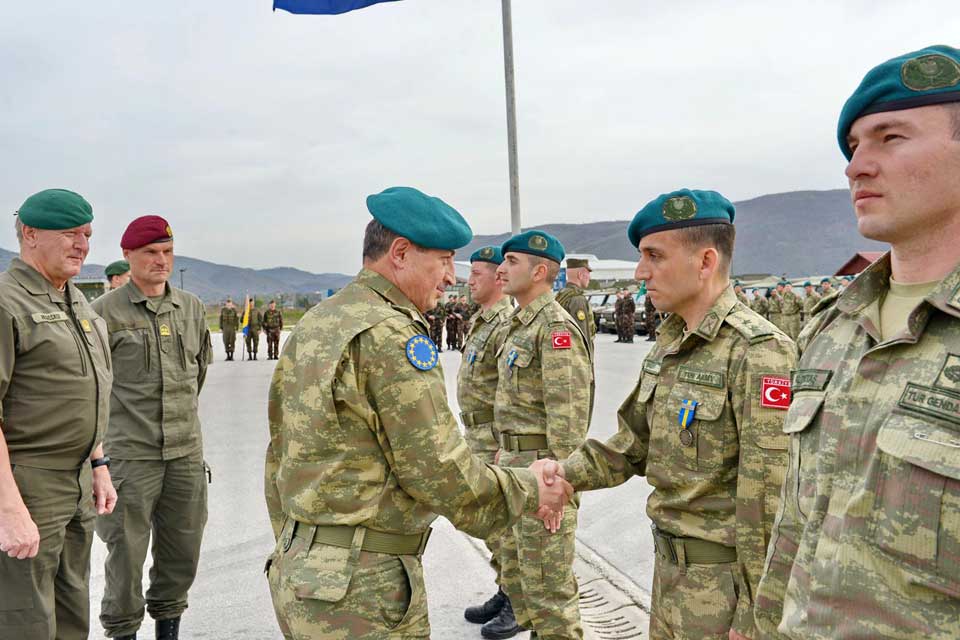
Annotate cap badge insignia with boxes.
[528,234,548,250]
[480,247,494,259]
[901,54,960,91]
[165,225,173,237]
[662,196,697,221]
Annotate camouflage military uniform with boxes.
[262,307,284,360]
[264,269,542,639]
[780,289,802,341]
[555,283,596,355]
[750,294,769,319]
[801,290,821,327]
[613,295,625,341]
[756,255,960,639]
[457,296,513,584]
[562,286,797,640]
[495,291,594,639]
[219,304,239,359]
[246,305,263,359]
[425,303,445,351]
[736,290,751,306]
[644,295,658,338]
[619,293,636,343]
[767,292,783,331]
[444,299,460,350]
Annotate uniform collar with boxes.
[356,268,426,323]
[836,251,960,321]
[8,257,78,305]
[659,284,738,347]
[563,283,582,293]
[125,279,181,313]
[481,296,512,322]
[513,290,554,326]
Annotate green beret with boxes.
[366,186,472,250]
[821,277,832,284]
[838,45,960,160]
[803,281,813,287]
[501,230,565,264]
[627,189,735,248]
[17,189,93,230]
[470,245,503,265]
[734,280,743,287]
[104,260,130,277]
[566,258,591,271]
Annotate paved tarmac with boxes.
[87,329,656,639]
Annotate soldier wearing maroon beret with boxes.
[92,215,212,640]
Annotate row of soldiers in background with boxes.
[218,298,284,360]
[734,276,852,341]
[613,288,636,343]
[426,294,479,352]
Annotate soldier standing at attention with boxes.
[426,301,445,352]
[613,289,625,342]
[555,258,596,355]
[93,215,213,640]
[245,299,263,361]
[105,260,131,290]
[458,246,516,628]
[262,300,284,360]
[488,230,594,640]
[779,282,802,340]
[818,276,833,297]
[219,297,239,361]
[734,280,750,306]
[644,292,658,341]
[755,45,960,640]
[535,189,797,640]
[0,189,116,640]
[767,282,784,331]
[445,295,459,351]
[750,287,769,319]
[456,294,470,350]
[264,186,573,639]
[619,288,637,344]
[800,281,821,327]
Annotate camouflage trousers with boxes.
[268,519,430,639]
[648,555,739,640]
[617,314,635,341]
[0,465,95,640]
[266,328,282,358]
[499,509,582,639]
[429,323,443,350]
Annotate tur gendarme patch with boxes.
[662,196,697,221]
[901,54,960,91]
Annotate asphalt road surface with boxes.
[87,330,656,639]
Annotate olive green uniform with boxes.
[495,291,594,639]
[750,294,769,319]
[264,269,541,639]
[645,295,658,337]
[780,289,802,341]
[457,297,513,582]
[219,305,239,358]
[562,286,797,640]
[756,255,960,639]
[262,308,284,359]
[555,283,596,355]
[245,305,263,359]
[801,290,821,327]
[444,300,461,350]
[767,292,783,331]
[92,280,213,638]
[425,303,446,351]
[0,258,113,640]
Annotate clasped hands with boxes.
[530,459,571,533]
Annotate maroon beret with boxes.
[121,215,174,250]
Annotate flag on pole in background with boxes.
[273,0,400,15]
[240,296,251,337]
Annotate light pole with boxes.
[179,268,187,290]
[501,0,521,235]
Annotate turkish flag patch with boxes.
[760,375,791,409]
[551,331,572,349]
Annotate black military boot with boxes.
[464,587,507,624]
[155,617,180,640]
[114,634,136,640]
[480,595,521,639]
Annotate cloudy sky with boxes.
[1,1,957,273]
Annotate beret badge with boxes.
[480,247,494,259]
[901,54,960,91]
[528,234,548,250]
[662,196,697,221]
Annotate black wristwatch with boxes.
[91,456,111,469]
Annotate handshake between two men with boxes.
[529,459,569,534]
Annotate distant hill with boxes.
[0,247,352,303]
[456,189,888,277]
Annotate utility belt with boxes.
[290,520,431,556]
[651,523,737,566]
[498,432,548,452]
[459,409,494,427]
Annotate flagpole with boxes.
[501,0,521,236]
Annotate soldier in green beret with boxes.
[555,258,596,356]
[750,287,769,319]
[105,259,131,290]
[219,297,240,361]
[767,282,784,331]
[458,246,517,628]
[734,281,750,306]
[819,276,833,297]
[264,186,573,639]
[533,189,797,640]
[488,230,594,640]
[0,189,116,640]
[801,281,821,327]
[425,300,446,351]
[262,300,284,360]
[780,281,802,340]
[93,215,213,640]
[755,45,960,640]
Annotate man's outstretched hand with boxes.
[530,459,572,533]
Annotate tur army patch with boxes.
[760,375,791,409]
[677,366,724,389]
[406,335,439,371]
[551,331,572,349]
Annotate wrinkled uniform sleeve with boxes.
[196,306,213,393]
[729,335,797,639]
[0,306,15,424]
[561,373,649,492]
[540,323,593,459]
[369,327,540,539]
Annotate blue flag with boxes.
[274,0,400,14]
